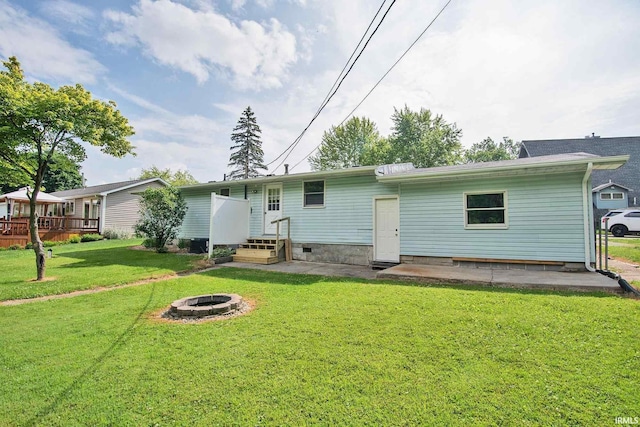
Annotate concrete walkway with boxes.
[377,264,620,293]
[223,260,621,293]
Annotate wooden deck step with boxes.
[232,255,281,264]
[235,248,276,258]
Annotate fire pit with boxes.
[169,293,243,318]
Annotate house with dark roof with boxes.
[519,136,640,210]
[52,178,168,233]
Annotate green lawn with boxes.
[0,267,638,426]
[0,239,199,301]
[609,236,640,264]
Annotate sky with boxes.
[1,0,639,186]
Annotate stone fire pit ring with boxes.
[169,293,243,318]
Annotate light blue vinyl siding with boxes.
[179,188,212,239]
[281,175,397,244]
[399,173,587,262]
[594,185,628,210]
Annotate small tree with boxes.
[134,187,188,253]
[0,56,134,280]
[228,106,266,179]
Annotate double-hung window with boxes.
[304,181,325,207]
[600,192,624,200]
[464,191,508,229]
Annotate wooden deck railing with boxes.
[0,216,99,236]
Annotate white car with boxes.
[602,209,640,237]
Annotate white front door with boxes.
[264,183,283,234]
[374,197,400,262]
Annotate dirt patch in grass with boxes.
[26,277,57,283]
[147,298,256,324]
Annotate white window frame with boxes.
[600,192,624,200]
[303,180,325,208]
[64,201,75,216]
[463,190,508,229]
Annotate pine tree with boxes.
[228,106,267,179]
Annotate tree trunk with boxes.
[29,185,46,281]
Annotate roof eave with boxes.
[376,155,630,183]
[179,166,379,190]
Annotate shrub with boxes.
[42,241,58,248]
[67,235,81,244]
[156,246,169,254]
[25,242,33,250]
[142,238,156,249]
[103,228,132,240]
[0,247,7,251]
[80,233,103,242]
[177,239,191,250]
[211,247,234,258]
[8,244,22,250]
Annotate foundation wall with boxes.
[292,243,373,266]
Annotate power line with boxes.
[290,0,455,172]
[267,0,397,173]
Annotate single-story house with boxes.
[52,178,168,233]
[519,135,640,208]
[179,152,627,271]
[592,182,633,210]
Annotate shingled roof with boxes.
[51,178,167,198]
[519,136,640,206]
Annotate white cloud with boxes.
[103,0,298,89]
[0,0,104,83]
[40,0,95,27]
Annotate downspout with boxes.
[582,162,595,272]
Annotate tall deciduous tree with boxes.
[134,187,188,253]
[0,56,135,280]
[228,106,266,179]
[464,137,519,163]
[137,165,199,186]
[1,153,84,194]
[309,117,386,170]
[387,106,463,168]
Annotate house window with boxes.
[64,201,75,215]
[600,192,624,200]
[464,191,508,229]
[304,180,324,207]
[219,188,230,197]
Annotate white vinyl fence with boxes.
[208,194,250,256]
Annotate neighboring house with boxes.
[0,187,63,220]
[592,182,632,210]
[52,178,168,233]
[519,135,640,208]
[179,153,627,271]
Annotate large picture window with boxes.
[304,180,325,207]
[464,191,507,229]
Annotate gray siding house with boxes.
[52,178,168,233]
[519,136,640,208]
[180,153,627,270]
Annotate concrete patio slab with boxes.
[220,260,623,293]
[378,264,621,293]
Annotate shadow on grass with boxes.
[25,283,156,427]
[200,267,621,299]
[55,247,198,272]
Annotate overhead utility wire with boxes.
[264,0,388,169]
[290,0,455,172]
[267,0,397,173]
